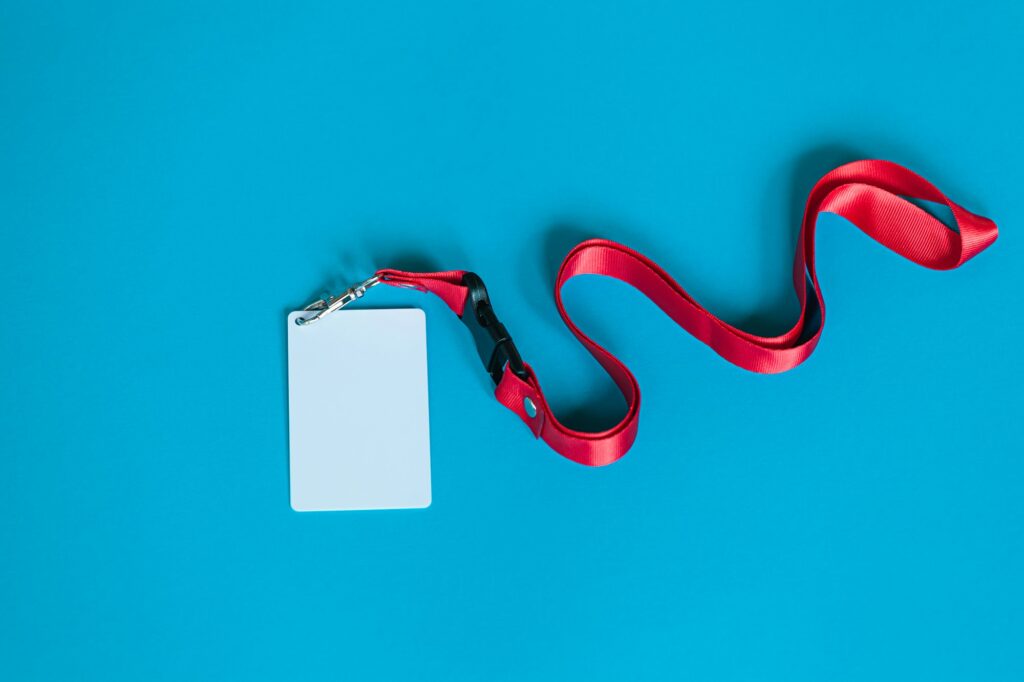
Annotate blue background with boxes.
[2,1,1022,680]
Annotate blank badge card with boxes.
[287,308,431,511]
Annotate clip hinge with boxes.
[296,275,381,326]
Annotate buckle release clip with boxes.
[460,273,528,385]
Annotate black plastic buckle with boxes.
[460,272,529,385]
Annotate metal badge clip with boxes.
[296,275,381,326]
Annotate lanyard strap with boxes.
[374,160,997,466]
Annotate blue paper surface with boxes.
[1,2,1022,680]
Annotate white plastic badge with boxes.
[287,308,431,511]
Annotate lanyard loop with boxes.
[374,160,997,466]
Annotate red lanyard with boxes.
[366,160,998,466]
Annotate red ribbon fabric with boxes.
[378,160,998,466]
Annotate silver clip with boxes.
[296,275,381,326]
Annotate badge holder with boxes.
[287,277,432,512]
